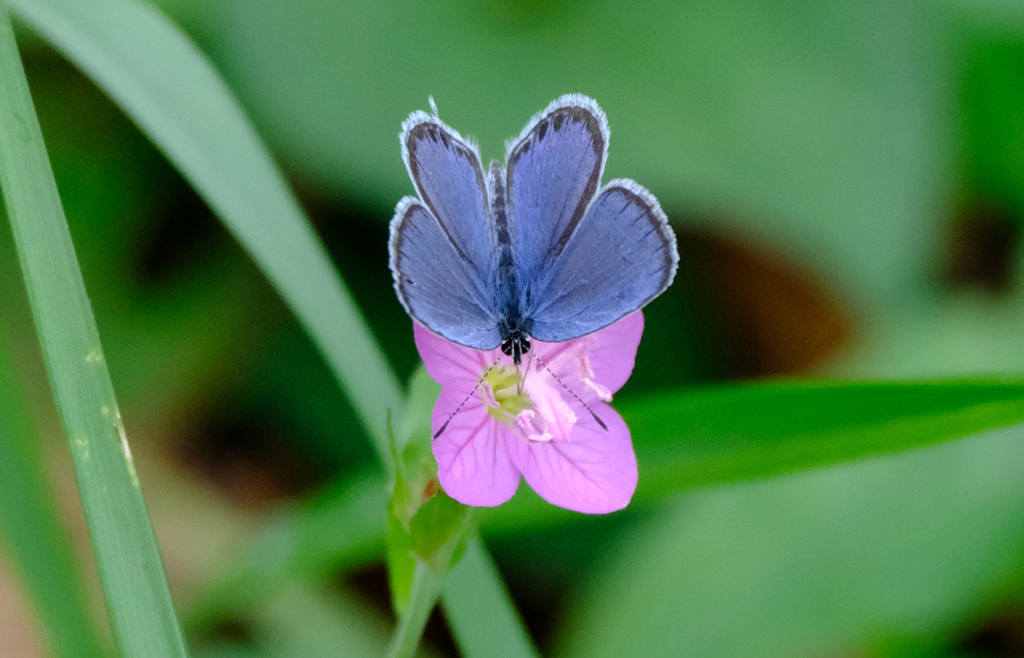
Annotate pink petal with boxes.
[414,322,494,389]
[507,405,637,514]
[583,312,644,396]
[530,312,644,401]
[432,394,520,507]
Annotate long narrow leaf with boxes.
[6,3,530,654]
[484,378,1024,533]
[0,4,187,656]
[627,378,1024,497]
[8,0,402,463]
[191,378,1024,623]
[441,538,539,658]
[0,335,104,657]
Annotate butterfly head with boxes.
[500,335,531,366]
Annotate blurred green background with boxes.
[2,0,1024,655]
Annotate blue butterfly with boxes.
[389,94,678,366]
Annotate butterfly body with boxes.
[390,95,678,366]
[482,159,530,363]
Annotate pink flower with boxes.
[414,313,643,514]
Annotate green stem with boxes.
[385,560,444,658]
[0,4,187,655]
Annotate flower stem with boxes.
[385,560,444,658]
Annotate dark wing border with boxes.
[401,109,492,266]
[527,177,679,341]
[504,94,609,263]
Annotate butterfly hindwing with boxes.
[527,179,679,342]
[389,198,501,350]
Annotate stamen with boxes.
[532,354,609,431]
[433,362,497,438]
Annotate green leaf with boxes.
[0,3,186,655]
[483,378,1024,534]
[8,0,402,465]
[558,422,1024,657]
[191,378,1024,623]
[0,335,104,657]
[625,378,1024,497]
[409,493,470,569]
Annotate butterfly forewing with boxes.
[390,113,503,349]
[527,179,679,342]
[390,96,678,352]
[403,113,495,283]
[505,95,609,283]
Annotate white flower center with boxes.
[481,363,578,443]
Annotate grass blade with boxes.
[188,377,1024,627]
[8,0,402,464]
[483,378,1024,533]
[441,538,539,658]
[0,4,187,655]
[626,378,1024,496]
[6,3,529,654]
[0,336,105,657]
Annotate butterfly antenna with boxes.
[532,355,609,431]
[433,362,497,439]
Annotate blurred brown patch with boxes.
[175,415,331,511]
[942,200,1021,294]
[678,224,855,378]
[0,553,45,657]
[958,605,1024,657]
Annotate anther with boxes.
[532,355,608,431]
